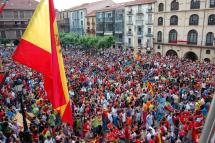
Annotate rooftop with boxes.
[125,0,156,7]
[4,0,38,10]
[68,0,115,14]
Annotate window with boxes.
[80,12,83,18]
[206,32,214,46]
[157,45,161,49]
[159,3,164,11]
[208,14,215,25]
[148,28,151,34]
[187,30,198,44]
[0,13,3,18]
[20,11,24,18]
[157,31,162,42]
[158,17,163,25]
[169,29,177,43]
[206,50,211,54]
[1,31,6,38]
[189,14,199,25]
[171,0,179,11]
[210,0,215,8]
[138,39,142,45]
[129,16,132,23]
[128,38,131,44]
[14,11,18,18]
[170,15,178,25]
[191,0,200,9]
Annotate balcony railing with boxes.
[127,10,133,15]
[137,31,143,36]
[136,20,144,25]
[136,10,143,14]
[145,21,153,25]
[146,9,153,13]
[127,21,133,25]
[0,24,28,28]
[146,33,153,37]
[105,18,113,22]
[127,31,133,36]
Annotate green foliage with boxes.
[59,32,115,50]
[0,38,10,47]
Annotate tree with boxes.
[0,38,10,48]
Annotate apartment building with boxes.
[0,0,38,40]
[153,0,215,63]
[96,3,126,46]
[124,0,156,52]
[69,0,114,35]
[86,11,96,36]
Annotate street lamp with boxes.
[15,78,32,143]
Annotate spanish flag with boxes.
[12,0,73,125]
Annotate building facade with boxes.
[124,0,156,51]
[153,0,215,63]
[0,0,38,40]
[96,3,127,47]
[57,10,70,33]
[69,0,114,35]
[86,11,96,36]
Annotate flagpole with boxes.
[199,93,215,143]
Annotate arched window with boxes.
[159,3,164,11]
[191,0,200,9]
[158,17,163,25]
[189,14,199,25]
[208,14,215,25]
[157,31,162,42]
[210,0,215,8]
[206,32,214,46]
[169,29,177,43]
[170,15,178,25]
[171,0,179,11]
[187,30,198,45]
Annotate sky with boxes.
[37,0,133,10]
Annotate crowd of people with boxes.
[0,46,214,143]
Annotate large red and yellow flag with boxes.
[12,0,73,125]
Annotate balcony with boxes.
[0,24,28,29]
[105,18,113,22]
[127,21,133,25]
[146,33,153,37]
[136,20,144,25]
[127,10,133,15]
[146,8,153,13]
[137,31,143,36]
[127,31,133,36]
[145,21,153,25]
[136,10,143,15]
[87,21,90,26]
[138,44,143,48]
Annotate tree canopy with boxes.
[59,33,115,50]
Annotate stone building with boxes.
[0,0,38,40]
[124,0,156,52]
[153,0,215,63]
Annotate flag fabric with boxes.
[0,0,8,13]
[12,0,73,126]
[147,81,154,96]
